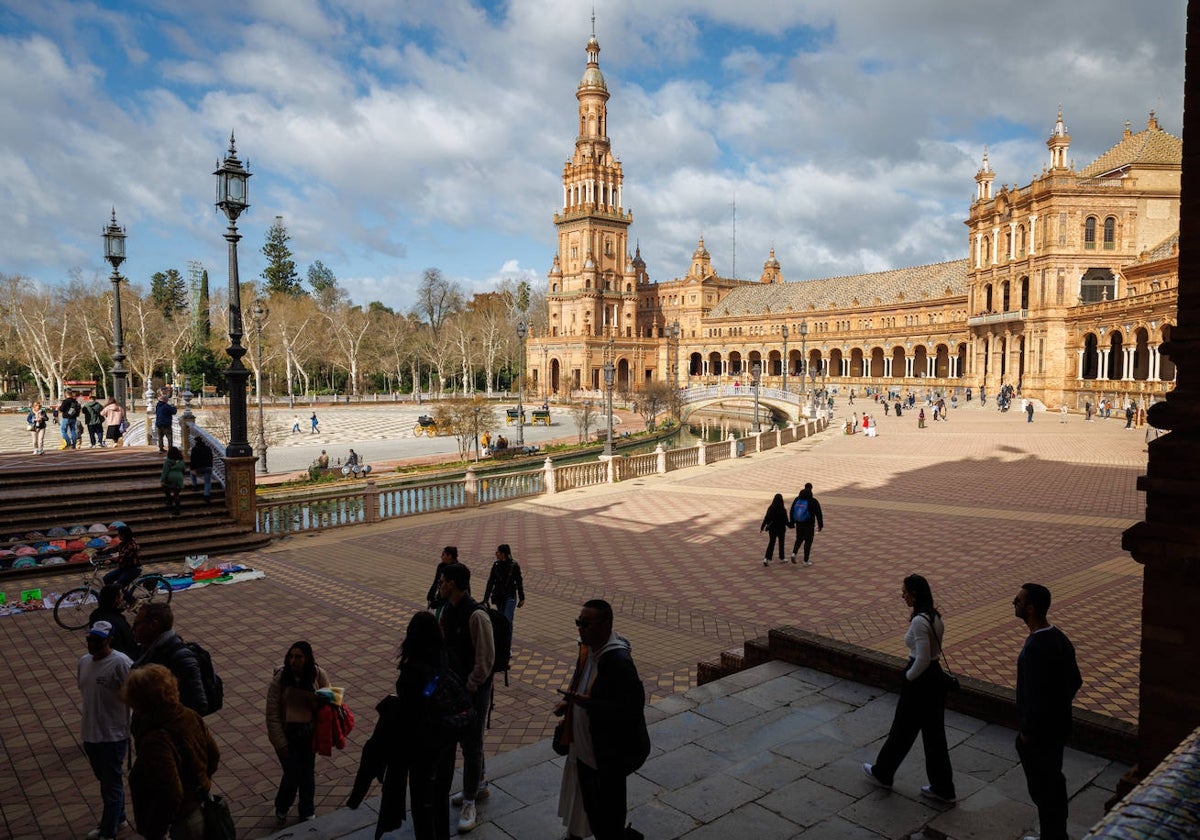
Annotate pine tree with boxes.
[307,259,345,309]
[262,215,303,296]
[150,268,188,318]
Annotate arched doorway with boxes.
[689,352,703,377]
[1108,332,1124,379]
[551,358,561,394]
[891,347,906,380]
[1160,325,1177,381]
[914,345,929,378]
[869,348,885,378]
[707,351,723,378]
[934,345,950,377]
[829,348,844,378]
[728,351,743,376]
[1081,334,1099,379]
[1134,328,1150,380]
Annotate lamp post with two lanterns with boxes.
[799,320,809,416]
[102,210,129,413]
[516,320,527,447]
[603,351,616,457]
[752,362,762,432]
[781,323,789,394]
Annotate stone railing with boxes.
[255,417,828,536]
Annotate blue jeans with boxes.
[61,417,78,446]
[103,566,141,599]
[191,467,213,498]
[500,596,517,628]
[84,739,127,837]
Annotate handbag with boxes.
[552,720,570,756]
[202,792,237,840]
[922,614,961,692]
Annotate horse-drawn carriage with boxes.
[413,414,440,437]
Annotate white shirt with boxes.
[77,650,132,743]
[904,613,944,681]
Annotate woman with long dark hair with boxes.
[266,641,331,824]
[862,574,957,804]
[760,493,792,566]
[348,611,464,840]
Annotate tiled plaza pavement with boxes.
[0,404,1149,838]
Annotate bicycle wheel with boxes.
[54,587,99,630]
[129,575,173,609]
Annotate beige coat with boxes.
[265,665,331,750]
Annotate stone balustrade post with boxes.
[363,480,380,524]
[655,443,666,474]
[543,457,556,494]
[697,439,707,466]
[465,467,478,507]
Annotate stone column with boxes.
[1029,213,1038,254]
[1122,0,1200,783]
[1099,348,1110,380]
[1150,345,1161,381]
[1077,348,1086,379]
[222,456,258,526]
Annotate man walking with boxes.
[82,393,106,447]
[59,389,82,449]
[131,603,209,715]
[426,545,457,611]
[1026,401,1035,423]
[555,599,650,840]
[154,391,177,453]
[789,483,825,566]
[439,563,495,833]
[189,439,214,503]
[1013,584,1083,840]
[77,621,132,840]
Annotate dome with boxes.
[692,238,710,260]
[580,66,607,91]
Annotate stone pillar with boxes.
[1099,348,1110,380]
[1150,345,1161,381]
[363,481,380,524]
[543,456,557,494]
[465,467,478,506]
[221,456,258,526]
[655,444,666,474]
[1122,0,1200,783]
[1077,349,1086,379]
[697,440,707,466]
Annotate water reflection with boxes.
[619,409,785,455]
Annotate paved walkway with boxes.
[0,402,1149,839]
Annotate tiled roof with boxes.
[1141,231,1179,263]
[708,259,969,318]
[1079,125,1182,178]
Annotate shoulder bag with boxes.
[922,614,960,692]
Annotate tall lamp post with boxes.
[799,320,809,416]
[603,358,616,456]
[214,132,252,459]
[752,362,762,432]
[781,323,789,394]
[251,300,269,474]
[473,405,481,462]
[102,209,129,412]
[516,320,527,447]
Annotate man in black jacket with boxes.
[789,483,825,566]
[557,599,650,840]
[189,440,214,503]
[131,603,208,715]
[1013,583,1082,840]
[59,390,82,449]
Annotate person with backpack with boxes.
[789,483,825,567]
[82,393,105,447]
[59,389,82,449]
[348,611,467,840]
[154,391,177,453]
[266,641,332,825]
[438,563,494,834]
[131,603,210,716]
[482,544,526,626]
[760,493,791,567]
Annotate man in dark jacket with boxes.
[789,482,825,566]
[425,546,457,611]
[558,599,650,840]
[131,603,208,716]
[59,390,82,449]
[1013,583,1083,840]
[154,392,177,453]
[189,440,214,503]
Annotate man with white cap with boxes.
[77,620,133,840]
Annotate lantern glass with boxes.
[104,229,125,260]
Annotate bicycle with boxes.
[53,555,172,631]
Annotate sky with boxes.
[0,0,1187,314]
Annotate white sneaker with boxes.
[450,784,489,806]
[457,801,478,833]
[762,558,769,566]
[86,830,101,840]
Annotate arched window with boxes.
[1103,217,1116,250]
[1084,216,1097,249]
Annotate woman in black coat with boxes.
[347,611,465,840]
[760,493,792,567]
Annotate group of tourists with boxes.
[26,391,127,454]
[761,482,825,566]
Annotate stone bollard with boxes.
[465,467,478,507]
[543,457,556,494]
[655,443,666,474]
[697,439,707,466]
[363,480,380,524]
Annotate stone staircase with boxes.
[0,448,272,580]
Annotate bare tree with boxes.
[1,274,80,399]
[433,399,496,460]
[413,268,462,339]
[324,303,374,396]
[572,400,598,443]
[637,380,675,429]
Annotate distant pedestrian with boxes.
[894,400,902,418]
[310,412,320,434]
[292,415,301,434]
[760,493,791,567]
[789,483,824,566]
[317,450,329,470]
[189,440,214,503]
[78,620,132,840]
[863,574,957,805]
[1125,401,1136,430]
[883,401,890,416]
[101,398,125,447]
[1026,402,1035,423]
[267,641,332,825]
[161,446,185,515]
[154,392,176,453]
[1085,401,1093,422]
[100,525,142,600]
[483,544,526,626]
[1059,405,1068,423]
[866,415,877,437]
[26,400,48,454]
[83,394,105,447]
[918,408,926,428]
[1013,584,1082,840]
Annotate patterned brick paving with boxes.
[0,404,1148,839]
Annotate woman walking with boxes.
[347,611,462,840]
[160,446,185,515]
[863,574,957,804]
[483,544,526,626]
[100,398,125,447]
[267,641,332,825]
[26,400,49,454]
[124,664,220,840]
[760,493,792,566]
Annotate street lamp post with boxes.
[781,324,789,394]
[251,300,269,474]
[214,132,252,459]
[752,362,762,432]
[102,209,129,412]
[473,406,481,462]
[603,358,616,456]
[516,320,527,447]
[799,320,809,416]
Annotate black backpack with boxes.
[478,605,512,678]
[183,641,224,715]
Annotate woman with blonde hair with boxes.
[26,400,48,455]
[124,664,220,840]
